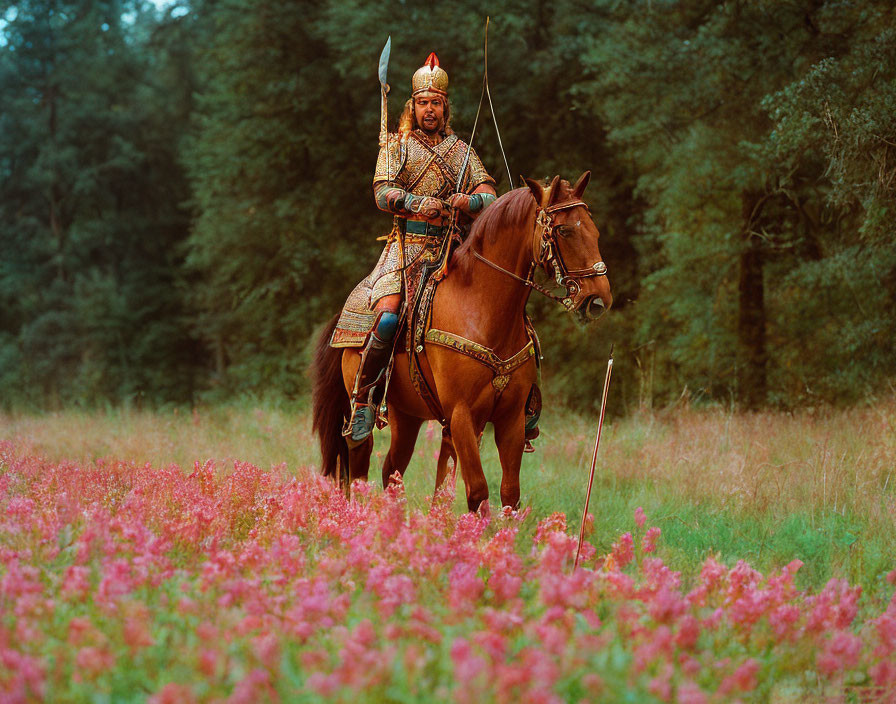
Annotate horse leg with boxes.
[493,409,526,511]
[381,406,422,488]
[434,432,457,494]
[341,349,373,489]
[450,405,490,515]
[346,437,373,487]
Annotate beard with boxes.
[418,113,444,135]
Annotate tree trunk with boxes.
[737,191,767,410]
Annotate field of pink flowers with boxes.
[2,440,895,703]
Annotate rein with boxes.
[471,198,608,311]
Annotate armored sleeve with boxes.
[372,137,406,187]
[463,146,496,192]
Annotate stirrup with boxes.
[524,425,539,454]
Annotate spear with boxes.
[378,36,392,170]
[574,344,614,571]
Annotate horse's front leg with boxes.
[381,406,423,487]
[492,405,526,511]
[449,404,490,516]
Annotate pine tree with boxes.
[0,0,197,407]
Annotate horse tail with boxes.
[311,314,349,480]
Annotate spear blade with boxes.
[378,36,391,90]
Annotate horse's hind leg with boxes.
[347,437,373,487]
[381,406,423,487]
[341,348,373,489]
[435,432,457,493]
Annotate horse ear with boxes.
[572,170,591,199]
[546,175,562,207]
[523,176,543,205]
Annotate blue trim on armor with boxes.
[374,312,399,342]
[478,192,496,211]
[469,193,483,212]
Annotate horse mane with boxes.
[451,187,536,282]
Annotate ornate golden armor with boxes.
[330,51,495,350]
[331,132,494,348]
[374,132,491,198]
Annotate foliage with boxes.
[1,0,894,408]
[0,0,198,408]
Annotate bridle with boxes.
[472,198,608,311]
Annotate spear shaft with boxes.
[574,345,614,571]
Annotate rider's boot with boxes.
[346,311,399,444]
[524,384,541,453]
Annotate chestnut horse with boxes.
[311,172,612,514]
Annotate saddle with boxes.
[377,236,541,434]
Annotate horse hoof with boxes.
[476,500,490,519]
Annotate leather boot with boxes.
[524,384,541,453]
[346,312,398,443]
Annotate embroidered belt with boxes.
[398,218,447,237]
[424,328,535,394]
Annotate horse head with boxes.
[523,172,613,321]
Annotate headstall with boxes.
[472,198,608,311]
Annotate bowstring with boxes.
[484,17,513,190]
[452,24,488,214]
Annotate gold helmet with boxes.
[412,52,449,97]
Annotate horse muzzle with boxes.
[575,295,610,322]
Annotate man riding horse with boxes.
[330,52,540,445]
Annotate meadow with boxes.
[1,399,895,702]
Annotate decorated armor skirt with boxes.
[330,232,442,348]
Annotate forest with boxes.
[1,0,894,412]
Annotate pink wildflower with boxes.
[251,633,280,670]
[648,585,687,624]
[674,615,701,650]
[869,660,896,689]
[450,637,487,683]
[489,571,522,601]
[676,680,708,704]
[75,646,116,680]
[719,658,760,695]
[533,512,567,545]
[698,556,728,591]
[227,668,276,704]
[807,579,862,632]
[198,649,220,677]
[609,532,634,570]
[641,526,661,554]
[817,630,862,676]
[0,648,46,700]
[634,506,646,529]
[67,617,96,646]
[148,683,197,704]
[769,603,802,640]
[872,606,896,657]
[451,563,485,607]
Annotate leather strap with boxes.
[425,328,535,394]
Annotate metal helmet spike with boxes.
[412,52,449,97]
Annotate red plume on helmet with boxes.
[412,53,449,96]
